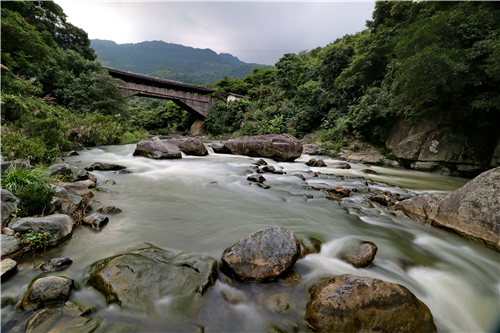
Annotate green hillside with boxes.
[91,39,272,84]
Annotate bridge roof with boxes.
[102,66,217,95]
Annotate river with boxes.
[2,143,499,332]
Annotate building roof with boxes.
[102,66,217,95]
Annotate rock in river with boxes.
[133,136,182,159]
[340,241,378,268]
[165,137,208,156]
[9,214,74,247]
[221,226,301,282]
[16,276,73,311]
[305,274,437,333]
[87,243,217,318]
[218,134,303,162]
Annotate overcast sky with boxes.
[57,1,376,65]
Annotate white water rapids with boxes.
[1,143,499,332]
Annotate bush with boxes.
[1,166,55,217]
[121,131,147,144]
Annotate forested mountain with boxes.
[91,39,272,84]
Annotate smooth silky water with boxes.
[2,143,499,332]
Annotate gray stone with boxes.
[306,158,326,167]
[76,180,96,188]
[341,241,378,268]
[82,213,109,230]
[63,183,93,197]
[1,258,17,277]
[1,234,20,257]
[25,308,61,333]
[306,274,437,333]
[9,214,74,247]
[1,161,33,174]
[59,317,103,333]
[17,276,73,311]
[71,167,89,180]
[209,142,230,154]
[87,162,127,171]
[133,137,182,159]
[47,163,72,176]
[247,174,266,183]
[299,237,322,258]
[165,137,208,156]
[97,206,122,214]
[221,226,301,282]
[63,300,93,317]
[38,258,73,272]
[293,173,306,181]
[219,134,303,162]
[260,165,276,173]
[265,293,294,314]
[371,193,391,206]
[302,143,322,155]
[1,189,20,223]
[87,243,217,318]
[328,162,351,169]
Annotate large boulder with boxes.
[305,274,436,332]
[25,308,61,333]
[1,189,20,224]
[397,166,500,251]
[87,243,217,318]
[165,137,208,156]
[219,134,303,162]
[133,137,182,159]
[16,276,73,311]
[9,214,74,247]
[86,162,126,171]
[1,160,34,174]
[1,234,20,257]
[47,163,72,177]
[221,226,301,282]
[1,258,17,278]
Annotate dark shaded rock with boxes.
[71,167,89,180]
[82,213,109,230]
[293,173,306,181]
[97,206,122,214]
[1,258,17,278]
[254,159,268,166]
[63,300,94,317]
[59,317,103,333]
[257,183,271,189]
[25,308,61,333]
[165,137,208,156]
[1,296,15,308]
[9,214,74,246]
[371,193,391,206]
[103,179,116,185]
[1,161,33,174]
[62,183,93,197]
[47,163,72,176]
[305,274,437,333]
[328,162,351,169]
[299,237,322,258]
[209,142,231,154]
[87,243,217,317]
[133,137,182,159]
[219,134,303,162]
[87,162,127,171]
[341,241,378,268]
[397,166,500,251]
[114,169,132,174]
[1,189,20,223]
[363,168,378,174]
[38,258,73,272]
[65,150,80,157]
[1,234,20,256]
[306,159,326,167]
[326,186,351,198]
[247,174,266,183]
[221,226,301,282]
[260,165,276,173]
[16,276,73,311]
[303,143,322,155]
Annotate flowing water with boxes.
[2,143,499,332]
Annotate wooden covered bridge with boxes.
[103,66,216,119]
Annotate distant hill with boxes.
[91,39,272,84]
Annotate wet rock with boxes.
[299,237,322,258]
[303,143,322,155]
[63,183,93,197]
[59,316,103,333]
[82,213,109,230]
[47,163,72,176]
[133,136,182,159]
[293,173,306,181]
[1,234,20,257]
[51,185,69,199]
[326,186,351,198]
[266,293,294,314]
[71,166,89,181]
[328,162,351,169]
[97,206,122,214]
[25,308,61,333]
[165,137,208,156]
[1,189,20,223]
[221,288,246,305]
[371,193,391,206]
[103,179,116,185]
[341,241,378,268]
[221,226,301,282]
[63,300,94,317]
[257,183,271,189]
[244,169,253,175]
[1,296,15,308]
[17,276,73,311]
[38,258,73,272]
[209,142,231,154]
[3,227,15,236]
[87,162,127,171]
[76,179,96,188]
[398,166,500,251]
[219,134,303,162]
[254,159,268,166]
[305,274,437,332]
[306,158,326,167]
[1,258,17,278]
[247,174,266,183]
[261,165,276,173]
[87,243,217,317]
[65,150,80,157]
[9,214,74,247]
[363,168,378,174]
[60,193,84,215]
[114,169,132,174]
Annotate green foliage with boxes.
[1,166,55,217]
[22,230,52,252]
[127,99,190,133]
[121,131,148,144]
